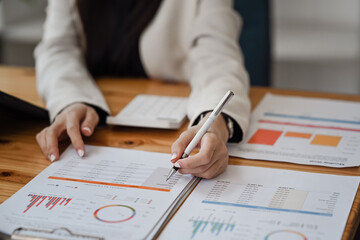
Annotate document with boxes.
[160,166,360,240]
[0,145,195,240]
[228,93,360,167]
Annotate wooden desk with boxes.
[0,66,359,239]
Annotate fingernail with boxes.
[83,127,91,134]
[171,153,177,160]
[49,154,56,162]
[78,149,84,157]
[174,162,181,168]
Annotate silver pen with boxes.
[166,90,234,181]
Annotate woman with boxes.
[35,0,251,179]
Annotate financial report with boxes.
[228,94,360,167]
[160,166,360,240]
[0,145,193,240]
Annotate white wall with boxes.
[272,0,360,94]
[0,0,46,66]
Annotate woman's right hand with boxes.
[36,103,99,162]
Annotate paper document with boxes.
[0,145,194,240]
[228,93,360,167]
[160,166,360,240]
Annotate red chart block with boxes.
[248,129,283,146]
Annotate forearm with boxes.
[186,0,251,142]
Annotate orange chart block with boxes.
[48,176,170,192]
[248,129,283,146]
[311,134,341,147]
[284,132,312,139]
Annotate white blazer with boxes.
[35,0,251,140]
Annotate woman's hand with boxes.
[171,113,229,179]
[36,103,99,162]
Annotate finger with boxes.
[177,133,217,169]
[45,126,61,162]
[66,116,85,157]
[195,155,228,179]
[179,143,227,175]
[81,107,99,136]
[170,128,197,163]
[36,128,49,159]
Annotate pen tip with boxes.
[166,168,176,181]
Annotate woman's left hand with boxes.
[170,113,229,179]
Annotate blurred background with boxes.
[0,0,359,94]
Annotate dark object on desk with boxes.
[0,91,48,120]
[355,224,360,240]
[0,231,10,240]
[235,0,271,86]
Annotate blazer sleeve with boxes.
[186,0,251,142]
[34,0,110,122]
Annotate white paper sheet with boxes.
[0,145,193,240]
[228,93,360,167]
[160,166,360,240]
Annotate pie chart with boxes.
[94,204,136,223]
[264,230,307,240]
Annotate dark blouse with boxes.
[76,0,162,124]
[77,0,162,78]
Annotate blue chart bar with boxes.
[264,112,360,125]
[202,201,332,217]
[189,214,235,239]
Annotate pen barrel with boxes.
[213,91,234,117]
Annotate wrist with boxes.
[199,112,229,143]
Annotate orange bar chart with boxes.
[284,132,312,139]
[248,129,283,146]
[311,135,341,147]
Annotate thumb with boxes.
[171,128,197,163]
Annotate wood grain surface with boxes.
[0,66,359,239]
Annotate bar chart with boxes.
[188,214,235,239]
[248,128,343,148]
[24,194,71,213]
